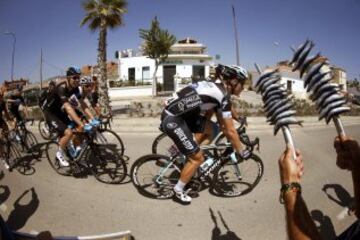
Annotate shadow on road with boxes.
[322,183,355,214]
[210,208,242,240]
[6,187,39,231]
[311,209,337,240]
[0,185,10,205]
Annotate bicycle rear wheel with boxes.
[45,141,72,176]
[151,133,174,155]
[131,154,180,199]
[39,119,53,140]
[95,129,125,155]
[87,145,127,184]
[212,154,264,197]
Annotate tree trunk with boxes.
[97,17,111,115]
[152,60,159,97]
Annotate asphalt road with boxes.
[0,123,359,240]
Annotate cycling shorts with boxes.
[43,110,72,137]
[160,111,207,156]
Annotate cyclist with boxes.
[160,64,250,203]
[87,76,101,117]
[7,86,29,128]
[0,88,12,169]
[42,66,92,167]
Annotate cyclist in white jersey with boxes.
[160,64,250,203]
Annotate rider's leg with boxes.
[176,150,204,185]
[161,113,203,203]
[194,119,216,145]
[58,128,73,150]
[45,111,72,167]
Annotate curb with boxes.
[29,116,360,133]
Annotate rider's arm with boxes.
[216,112,243,153]
[231,106,240,121]
[94,103,101,117]
[80,99,95,121]
[63,102,84,128]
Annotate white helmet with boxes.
[80,76,93,85]
[215,64,248,82]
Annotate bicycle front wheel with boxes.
[212,154,264,197]
[131,154,180,199]
[151,133,174,155]
[45,141,72,176]
[95,129,125,155]
[87,145,127,184]
[39,119,51,140]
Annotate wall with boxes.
[119,56,210,83]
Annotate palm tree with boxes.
[139,16,176,97]
[80,0,127,114]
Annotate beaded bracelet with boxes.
[279,182,302,204]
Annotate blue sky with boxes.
[0,0,359,83]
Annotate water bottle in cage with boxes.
[200,157,215,173]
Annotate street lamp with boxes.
[4,31,16,82]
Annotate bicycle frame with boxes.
[156,142,244,185]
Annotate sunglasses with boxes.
[72,75,80,80]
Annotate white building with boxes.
[116,37,213,92]
[255,60,347,100]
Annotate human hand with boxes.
[278,147,304,184]
[334,136,360,171]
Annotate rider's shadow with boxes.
[6,187,39,230]
[0,185,11,205]
[322,183,355,214]
[209,208,242,240]
[311,209,337,240]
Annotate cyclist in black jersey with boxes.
[0,88,13,169]
[7,86,29,125]
[160,64,250,203]
[42,66,93,167]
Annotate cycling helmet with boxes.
[66,66,81,77]
[215,64,248,82]
[80,76,93,85]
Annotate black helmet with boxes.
[66,66,81,77]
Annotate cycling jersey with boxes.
[42,82,80,113]
[0,100,8,130]
[161,80,233,156]
[88,91,99,108]
[8,94,25,122]
[42,82,80,136]
[8,94,25,109]
[165,80,232,118]
[0,100,7,118]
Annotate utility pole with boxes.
[4,31,16,82]
[232,5,240,65]
[40,48,43,90]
